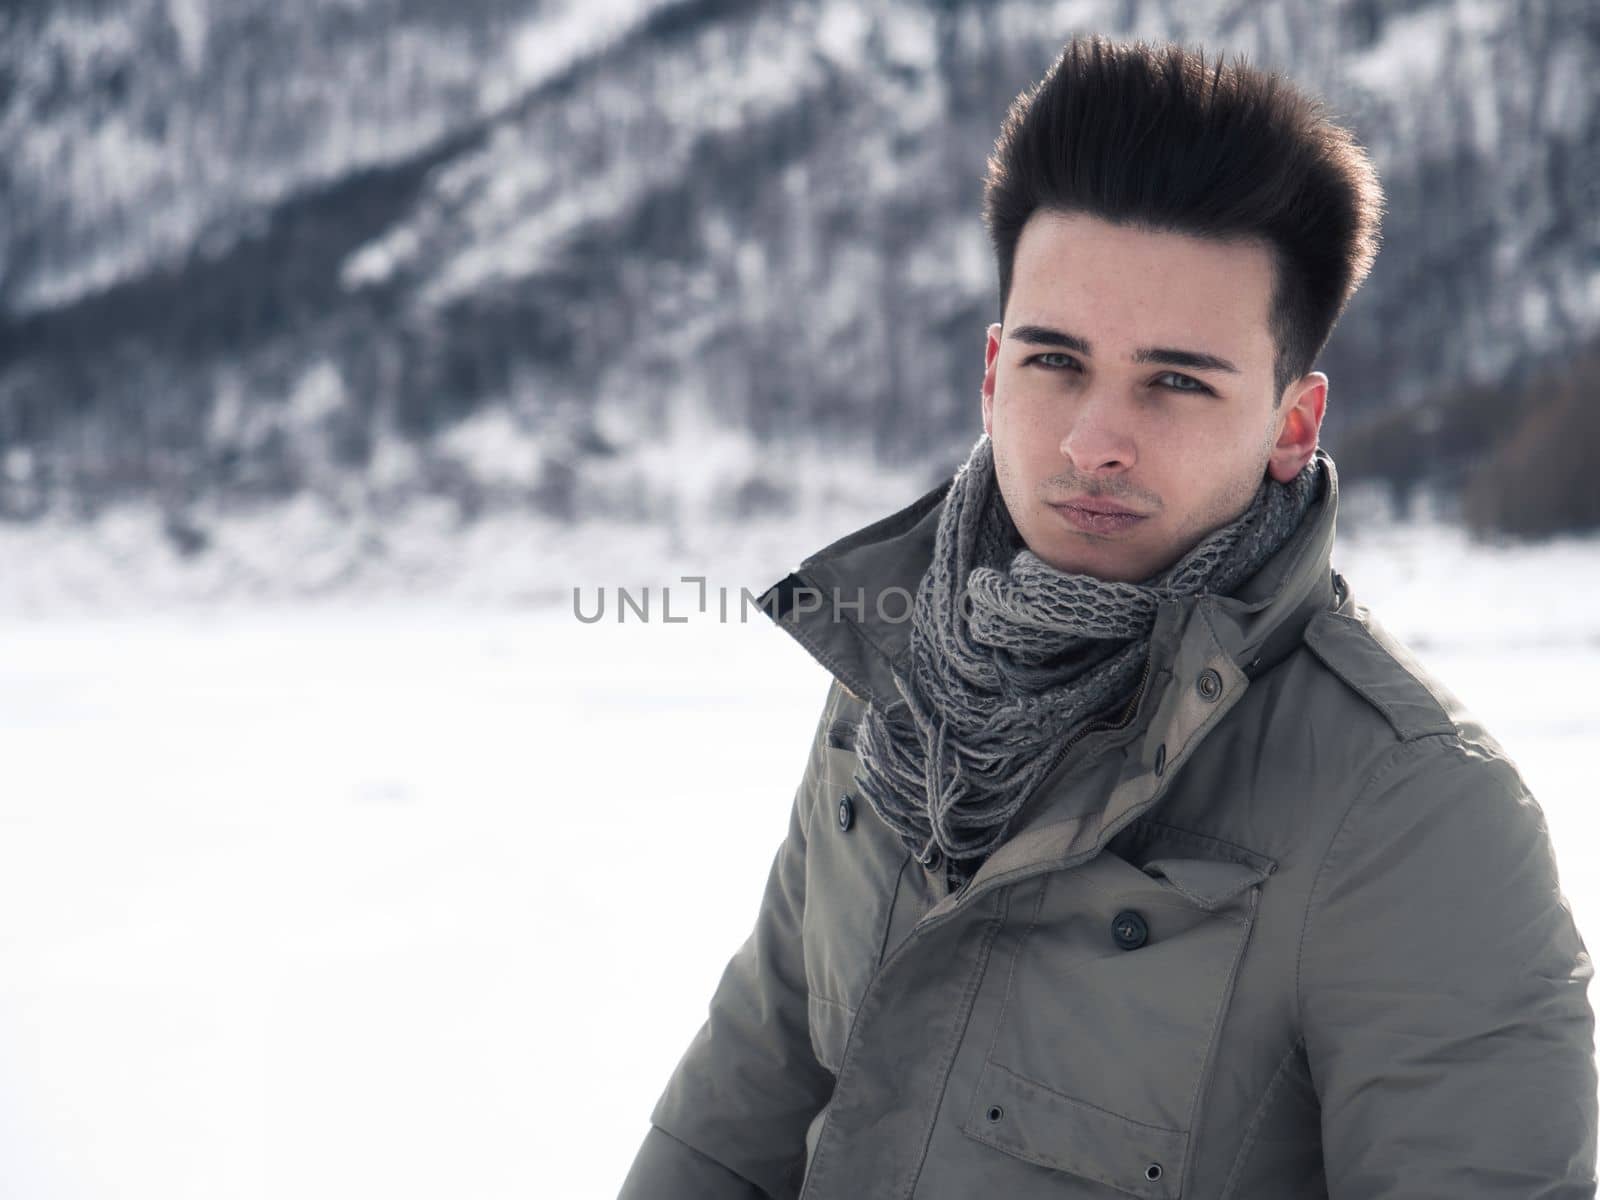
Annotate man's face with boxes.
[981,210,1327,584]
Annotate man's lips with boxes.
[1047,499,1150,535]
[1048,497,1149,517]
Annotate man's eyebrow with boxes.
[1006,324,1242,375]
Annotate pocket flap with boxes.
[1140,857,1273,911]
[962,1059,1185,1198]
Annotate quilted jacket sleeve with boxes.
[617,683,841,1200]
[1300,735,1598,1197]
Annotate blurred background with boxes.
[0,1,1596,1197]
[2,0,1597,601]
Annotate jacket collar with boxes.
[756,447,1343,902]
[756,447,1341,718]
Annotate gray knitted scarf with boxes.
[851,433,1324,888]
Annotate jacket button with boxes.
[837,796,854,832]
[1152,743,1167,776]
[1112,909,1149,951]
[1197,668,1223,701]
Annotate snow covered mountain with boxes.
[1,0,1594,542]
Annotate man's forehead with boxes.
[1007,277,1274,371]
[1008,212,1278,353]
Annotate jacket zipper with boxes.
[1037,647,1155,786]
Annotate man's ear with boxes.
[981,322,1003,436]
[1268,372,1327,483]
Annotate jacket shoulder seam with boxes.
[1302,610,1457,741]
[1293,731,1466,1035]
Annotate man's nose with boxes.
[1059,392,1138,475]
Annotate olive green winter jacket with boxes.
[618,448,1597,1198]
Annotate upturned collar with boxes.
[755,447,1342,719]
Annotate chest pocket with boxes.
[960,843,1273,1198]
[801,725,912,1075]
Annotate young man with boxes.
[620,34,1596,1199]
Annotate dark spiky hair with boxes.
[983,34,1385,404]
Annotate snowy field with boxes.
[1,513,1598,1198]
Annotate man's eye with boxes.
[1025,356,1213,396]
[1157,372,1212,395]
[1028,352,1079,370]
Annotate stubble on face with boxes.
[988,404,1283,583]
[1113,403,1283,582]
[983,211,1292,585]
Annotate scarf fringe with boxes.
[852,434,1324,887]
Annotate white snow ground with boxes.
[1,511,1597,1198]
